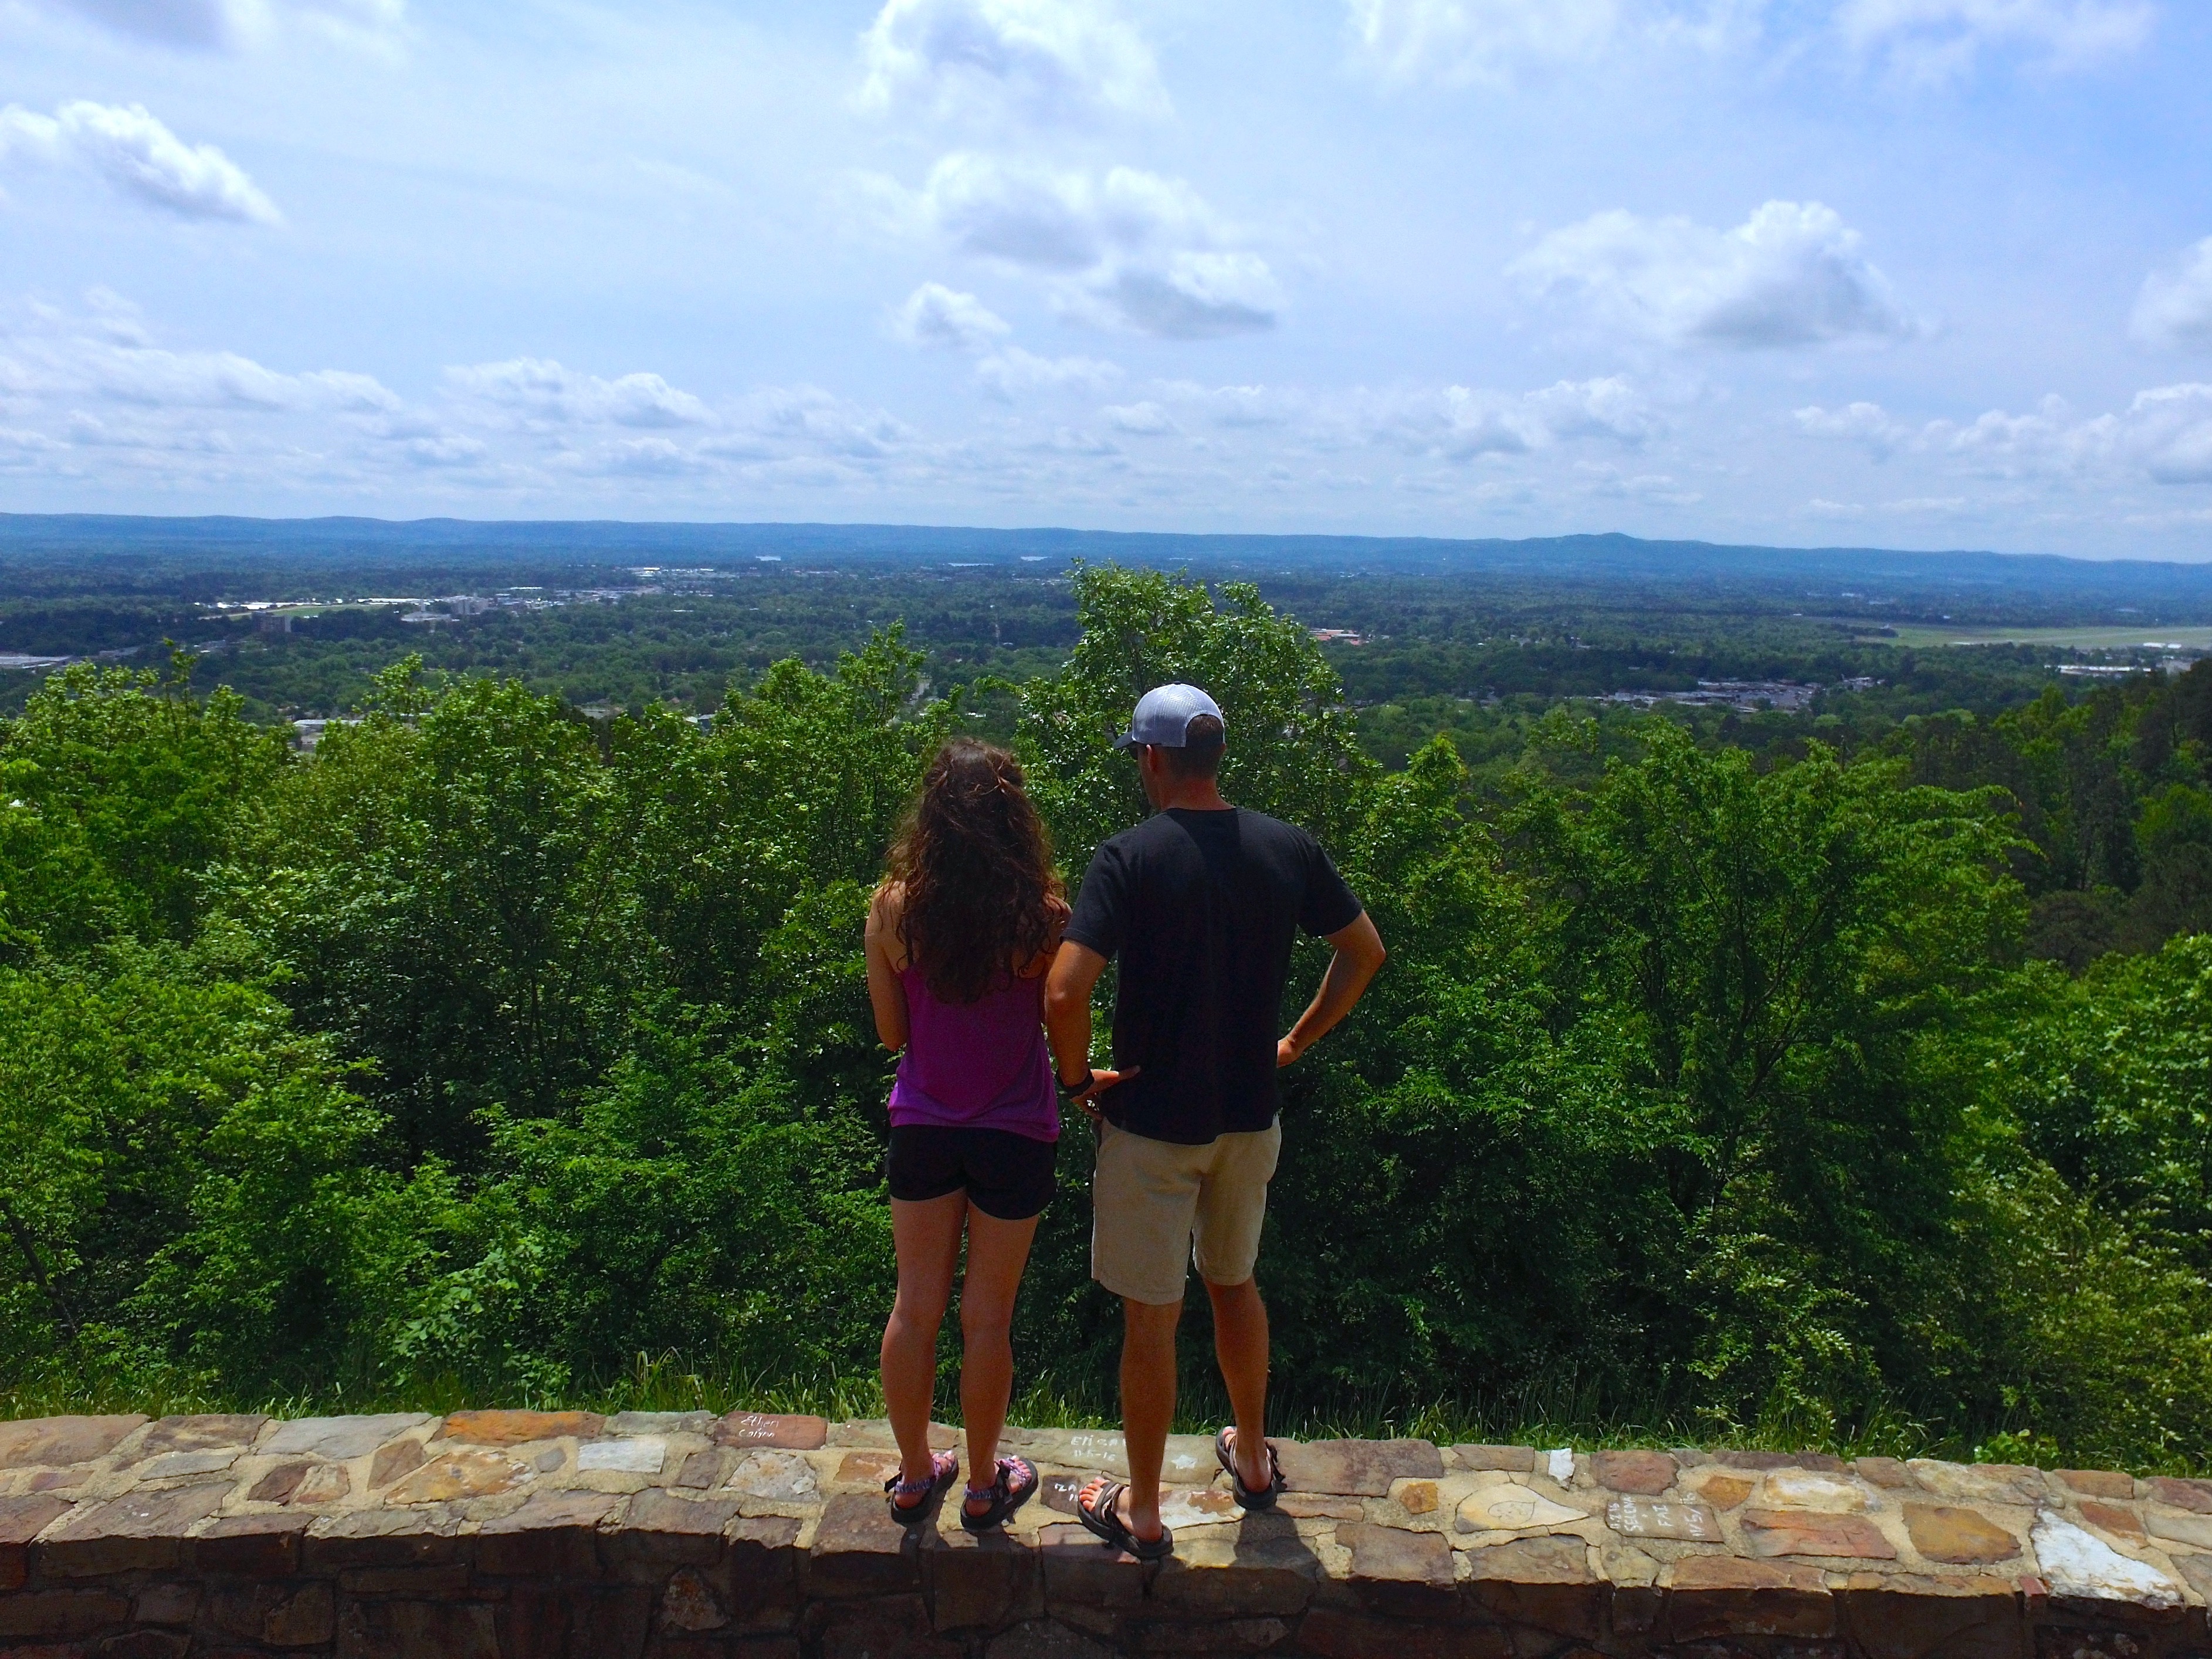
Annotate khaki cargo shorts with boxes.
[1090,1118,1282,1306]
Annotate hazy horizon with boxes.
[3,1,2210,558]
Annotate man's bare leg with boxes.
[1205,1275,1272,1492]
[1117,1296,1183,1542]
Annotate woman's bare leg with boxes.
[957,1203,1041,1510]
[883,1191,966,1489]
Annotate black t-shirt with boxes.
[1063,807,1364,1146]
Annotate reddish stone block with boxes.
[246,1462,311,1504]
[133,1582,199,1626]
[476,1487,619,1576]
[1903,1504,2023,1565]
[2077,1502,2145,1542]
[35,1483,229,1577]
[1126,1615,1294,1652]
[806,1593,967,1659]
[1593,1450,1678,1495]
[985,1617,1119,1659]
[206,1581,336,1647]
[2057,1471,2134,1501]
[1449,1447,1536,1474]
[1837,1576,2023,1659]
[0,1494,72,1590]
[1740,1507,1896,1560]
[336,1597,501,1659]
[615,1490,746,1573]
[1296,1607,1515,1659]
[0,1589,131,1639]
[715,1413,831,1452]
[806,1492,931,1599]
[1460,1535,1601,1640]
[1857,1458,1915,1489]
[1334,1522,1455,1619]
[99,1630,191,1659]
[500,1581,655,1658]
[338,1562,473,1595]
[0,1416,147,1471]
[926,1527,1044,1631]
[719,1514,803,1634]
[131,1416,266,1460]
[440,1408,605,1446]
[1273,1441,1443,1498]
[1036,1521,1149,1611]
[184,1512,313,1576]
[1665,1555,1834,1641]
[676,1450,729,1489]
[1150,1525,1317,1619]
[301,1504,466,1571]
[2146,1478,2212,1515]
[368,1436,426,1489]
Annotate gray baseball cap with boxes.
[1113,683,1225,752]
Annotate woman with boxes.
[866,739,1064,1531]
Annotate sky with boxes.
[1,0,2210,557]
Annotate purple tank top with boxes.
[887,963,1059,1142]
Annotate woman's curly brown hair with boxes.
[886,739,1064,1006]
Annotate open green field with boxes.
[1855,623,2212,652]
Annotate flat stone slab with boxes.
[0,1416,147,1470]
[1604,1494,1720,1542]
[441,1409,604,1445]
[2032,1512,2185,1607]
[1903,1502,2021,1564]
[258,1413,429,1461]
[1740,1507,1895,1560]
[714,1411,829,1451]
[1593,1450,1676,1494]
[1275,1439,1444,1497]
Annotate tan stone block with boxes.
[1461,1535,1600,1639]
[368,1435,426,1489]
[613,1488,744,1570]
[2057,1470,2135,1501]
[2078,1501,2145,1542]
[717,1411,832,1451]
[1690,1472,1755,1510]
[2171,1552,2212,1599]
[1855,1457,1913,1488]
[1394,1480,1439,1515]
[1450,1445,1536,1474]
[301,1503,464,1571]
[1277,1494,1363,1520]
[2146,1511,2212,1550]
[1276,1440,1444,1497]
[1760,1469,1874,1511]
[839,1451,906,1488]
[441,1407,604,1445]
[1591,1451,1676,1495]
[1334,1520,1453,1617]
[2146,1477,2212,1514]
[1602,1494,1721,1543]
[1454,1482,1585,1533]
[727,1448,821,1500]
[133,1414,267,1459]
[1740,1507,1896,1560]
[385,1448,529,1504]
[0,1415,147,1470]
[0,1493,70,1591]
[1664,1554,1833,1640]
[1906,1460,2045,1507]
[36,1482,229,1576]
[1903,1503,2022,1565]
[291,1461,351,1505]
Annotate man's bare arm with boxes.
[1044,940,1136,1110]
[1278,910,1387,1066]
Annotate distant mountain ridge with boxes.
[4,513,2211,612]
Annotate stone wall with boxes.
[2,1410,2208,1658]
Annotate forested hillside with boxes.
[3,566,2209,1472]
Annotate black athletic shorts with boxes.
[886,1126,1057,1221]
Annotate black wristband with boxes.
[1057,1068,1095,1098]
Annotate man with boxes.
[1044,682,1387,1559]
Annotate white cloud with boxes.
[1510,200,1918,348]
[1375,375,1657,458]
[1345,0,1621,82]
[1837,0,2153,77]
[890,282,1012,352]
[974,346,1122,399]
[857,0,1168,125]
[2132,238,2212,353]
[0,101,280,224]
[904,154,1281,337]
[446,358,712,429]
[1797,384,2212,487]
[31,0,405,53]
[1103,399,1175,433]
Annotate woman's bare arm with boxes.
[865,883,910,1052]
